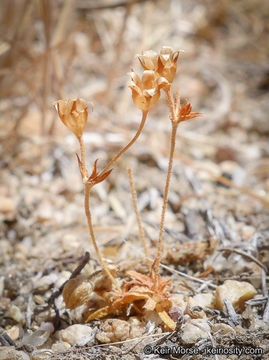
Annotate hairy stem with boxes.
[84,184,121,290]
[78,135,86,177]
[154,122,178,285]
[154,88,178,287]
[128,168,151,270]
[100,110,148,175]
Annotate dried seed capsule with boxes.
[129,70,168,111]
[54,98,88,138]
[137,50,159,72]
[138,47,179,84]
[158,46,179,83]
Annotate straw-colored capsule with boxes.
[55,98,88,138]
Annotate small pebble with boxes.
[216,280,257,311]
[57,324,94,346]
[212,323,235,335]
[181,319,210,344]
[6,325,20,341]
[0,196,15,213]
[96,319,130,343]
[51,341,71,352]
[6,305,25,324]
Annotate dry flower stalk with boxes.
[55,46,200,331]
[128,168,151,270]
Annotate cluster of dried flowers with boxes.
[54,46,200,331]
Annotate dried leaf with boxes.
[62,275,93,310]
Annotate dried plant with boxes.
[55,46,200,331]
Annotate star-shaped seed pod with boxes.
[129,70,169,111]
[87,159,112,186]
[177,103,200,123]
[54,98,88,138]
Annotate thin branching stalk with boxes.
[84,184,121,290]
[78,110,149,292]
[164,87,175,122]
[128,168,151,270]
[101,110,148,175]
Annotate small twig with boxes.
[261,269,267,297]
[223,298,241,326]
[246,297,268,306]
[91,331,170,348]
[0,332,16,347]
[26,294,33,329]
[128,168,151,270]
[49,252,90,304]
[217,247,268,273]
[160,262,217,289]
[263,291,269,324]
[120,328,155,356]
[48,251,90,323]
[76,0,148,11]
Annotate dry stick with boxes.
[84,184,121,291]
[174,152,269,207]
[217,247,267,273]
[40,0,52,136]
[100,110,148,175]
[128,168,151,270]
[76,0,148,11]
[154,89,178,286]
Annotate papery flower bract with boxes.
[55,98,88,138]
[137,47,179,84]
[137,50,159,72]
[158,46,179,83]
[129,70,169,111]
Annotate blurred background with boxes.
[1,0,268,135]
[0,0,268,252]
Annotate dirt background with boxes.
[0,0,269,359]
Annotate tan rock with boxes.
[96,319,130,343]
[58,324,94,346]
[6,326,20,341]
[216,280,257,311]
[0,277,4,297]
[0,347,29,360]
[192,293,216,309]
[6,305,25,324]
[128,317,144,338]
[186,297,206,318]
[181,319,210,344]
[212,323,235,335]
[51,341,71,352]
[170,294,187,311]
[0,197,15,213]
